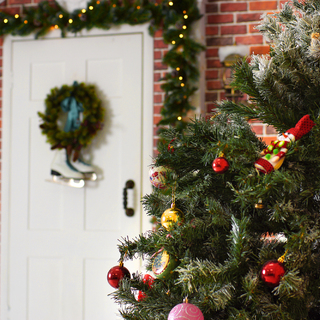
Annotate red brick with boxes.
[207,14,234,24]
[250,45,270,55]
[205,92,218,102]
[154,72,162,82]
[207,80,223,90]
[154,94,163,104]
[153,29,163,38]
[153,115,162,126]
[0,37,3,46]
[206,26,219,36]
[206,103,216,113]
[154,39,168,49]
[266,125,277,135]
[235,35,263,45]
[154,105,162,114]
[0,7,20,14]
[206,3,218,12]
[221,2,247,12]
[249,1,278,11]
[206,70,219,79]
[206,48,219,58]
[221,25,247,35]
[8,0,31,4]
[249,24,260,33]
[251,125,263,135]
[154,51,162,60]
[154,83,163,93]
[237,13,262,23]
[154,61,168,70]
[206,37,233,46]
[207,59,223,68]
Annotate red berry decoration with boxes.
[260,260,285,287]
[212,157,229,174]
[107,262,131,289]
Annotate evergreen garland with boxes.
[38,82,104,155]
[0,0,205,131]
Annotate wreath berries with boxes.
[38,81,104,160]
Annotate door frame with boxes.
[1,24,154,317]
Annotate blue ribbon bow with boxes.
[61,95,84,132]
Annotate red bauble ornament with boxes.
[260,260,285,287]
[212,157,229,174]
[107,263,131,289]
[137,274,154,301]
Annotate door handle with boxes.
[123,180,135,216]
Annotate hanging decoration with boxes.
[152,248,178,279]
[38,81,104,158]
[255,115,315,174]
[149,165,169,189]
[161,186,184,230]
[1,0,205,131]
[107,261,131,289]
[168,298,204,320]
[260,251,287,288]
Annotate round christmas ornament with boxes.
[137,274,155,301]
[260,260,285,287]
[149,166,168,189]
[168,301,204,320]
[107,261,130,289]
[152,249,178,279]
[212,156,229,174]
[161,204,184,230]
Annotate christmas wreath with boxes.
[38,81,104,160]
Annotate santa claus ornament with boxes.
[255,115,315,174]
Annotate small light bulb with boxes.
[59,14,63,18]
[184,14,188,19]
[96,1,100,3]
[137,5,140,9]
[172,40,176,44]
[113,4,116,7]
[81,9,86,13]
[69,18,73,23]
[15,14,19,18]
[24,20,28,24]
[54,24,59,29]
[179,76,183,80]
[176,67,180,71]
[182,25,187,29]
[4,18,8,23]
[177,116,182,121]
[181,83,185,87]
[89,5,93,10]
[179,34,183,38]
[168,1,173,6]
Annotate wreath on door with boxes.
[38,81,104,160]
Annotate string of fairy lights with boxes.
[0,0,205,131]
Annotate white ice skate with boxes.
[47,149,85,188]
[70,155,97,181]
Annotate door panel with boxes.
[7,33,144,319]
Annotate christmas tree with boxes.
[108,0,320,319]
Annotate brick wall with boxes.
[205,0,288,144]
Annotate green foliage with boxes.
[0,0,204,131]
[110,1,320,318]
[38,82,104,152]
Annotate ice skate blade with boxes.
[46,175,85,188]
[84,172,97,181]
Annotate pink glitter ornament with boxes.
[168,302,204,320]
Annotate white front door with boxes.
[2,27,153,320]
